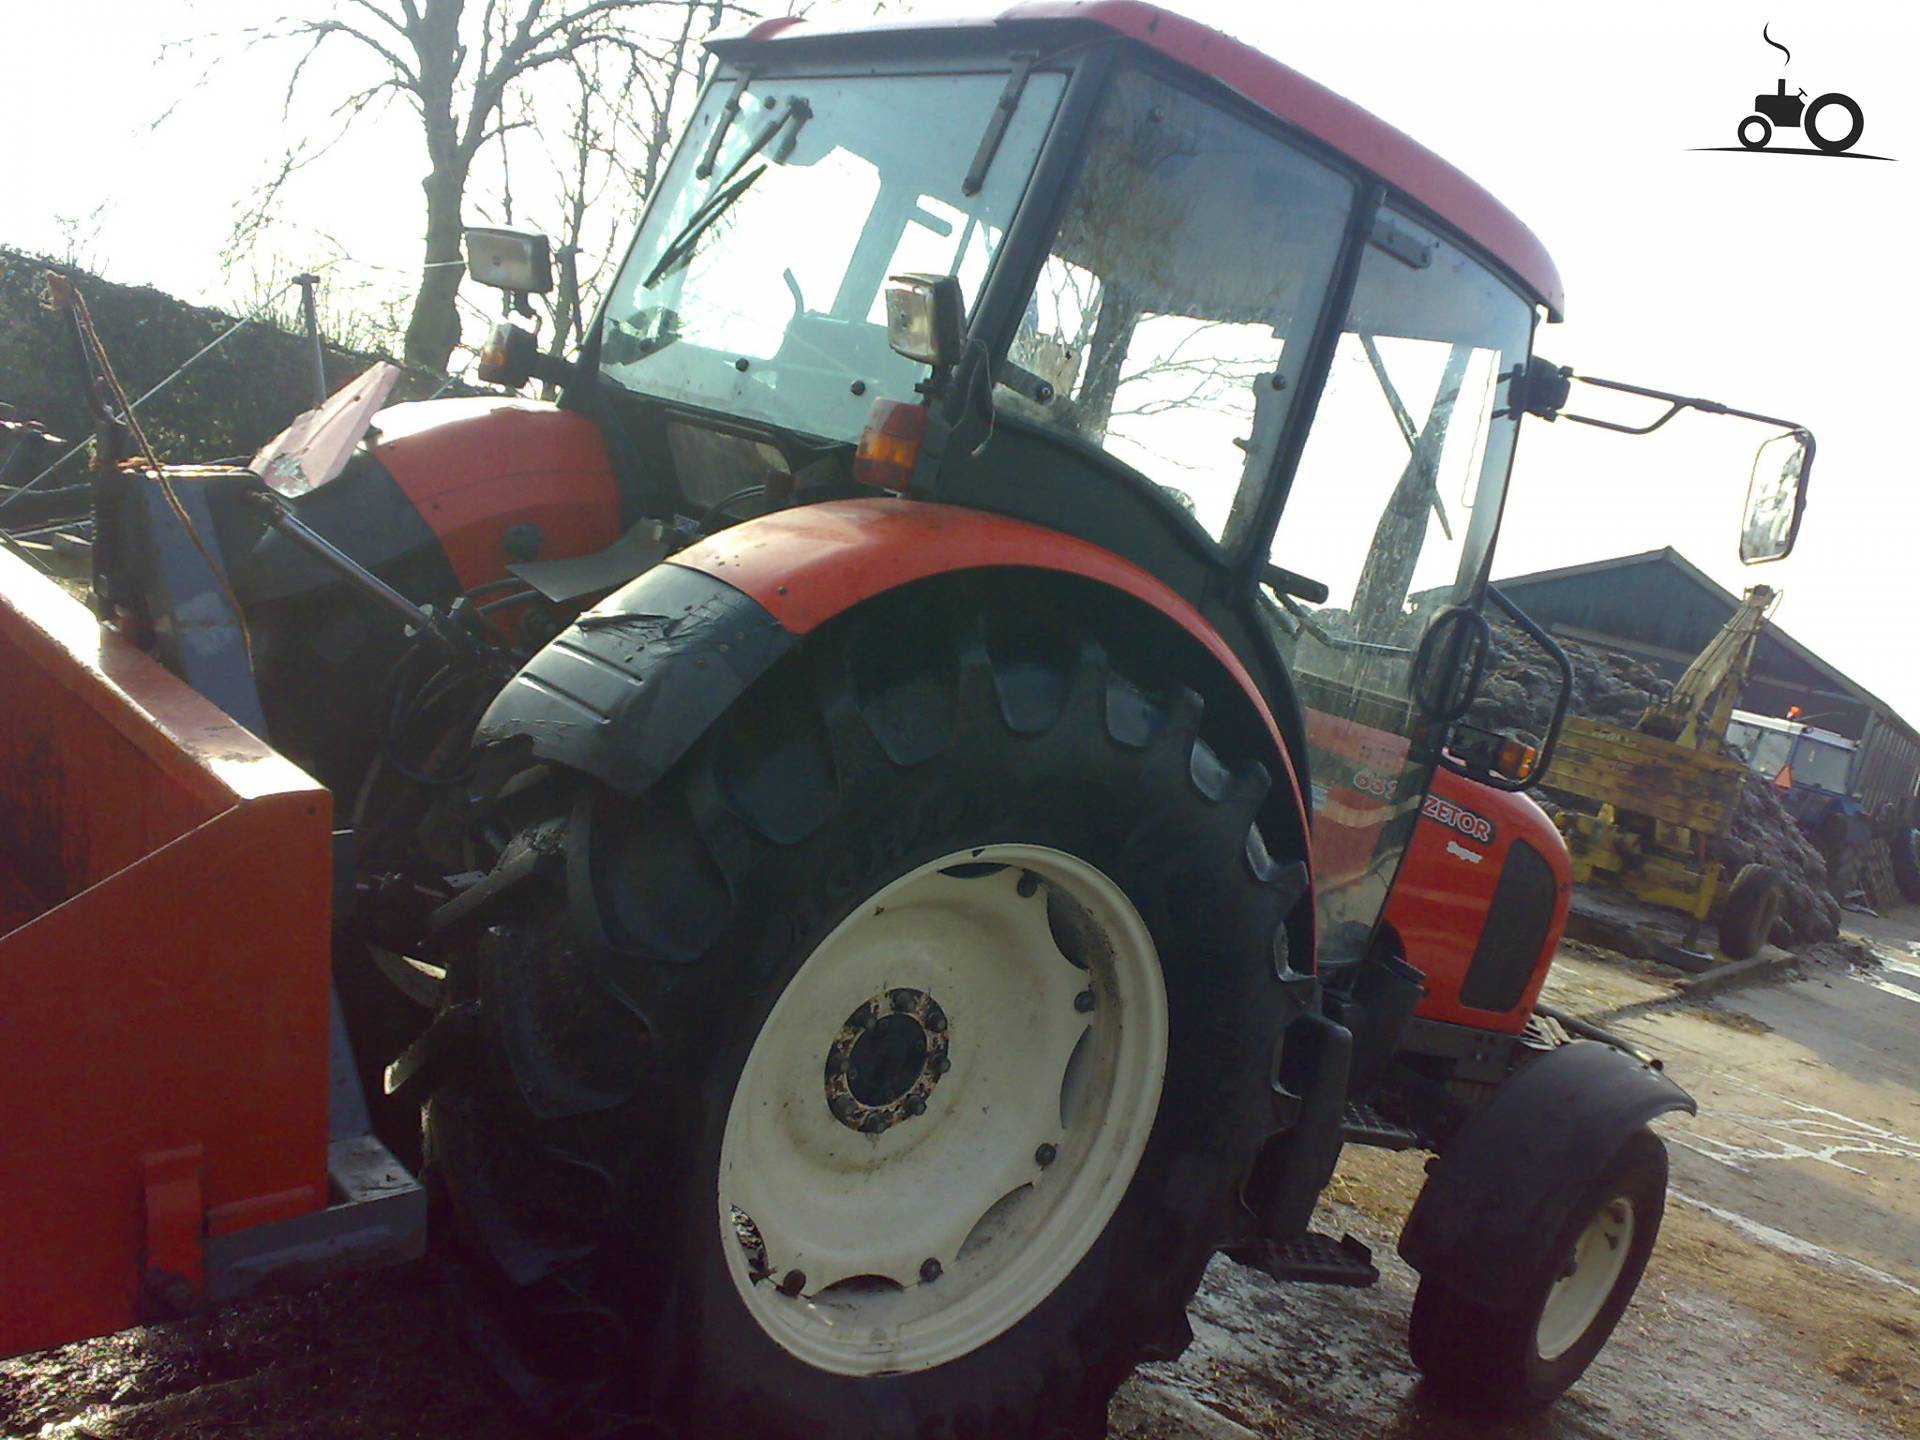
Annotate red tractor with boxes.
[1,4,1814,1434]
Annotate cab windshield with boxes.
[598,66,1065,441]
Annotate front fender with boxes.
[1397,1039,1695,1308]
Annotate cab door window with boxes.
[1008,68,1355,547]
[1265,207,1534,960]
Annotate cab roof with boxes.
[729,1,1564,320]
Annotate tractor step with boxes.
[1230,1232,1379,1288]
[1340,1100,1420,1151]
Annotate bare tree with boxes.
[237,0,748,376]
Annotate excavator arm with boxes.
[1637,584,1778,751]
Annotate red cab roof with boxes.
[735,1,1564,319]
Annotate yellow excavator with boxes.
[1549,585,1783,961]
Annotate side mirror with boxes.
[1741,429,1812,564]
[465,227,554,295]
[883,273,966,369]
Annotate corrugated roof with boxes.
[1494,547,1917,746]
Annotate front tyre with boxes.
[1408,1127,1668,1412]
[433,588,1309,1439]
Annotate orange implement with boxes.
[0,546,332,1358]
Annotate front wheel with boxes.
[1408,1127,1668,1411]
[1738,113,1772,149]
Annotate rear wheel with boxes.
[1892,828,1920,904]
[1805,93,1865,153]
[1408,1127,1668,1411]
[1718,862,1782,960]
[429,584,1310,1438]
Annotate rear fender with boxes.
[1397,1039,1695,1308]
[477,497,1312,893]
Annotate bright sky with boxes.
[3,0,1916,720]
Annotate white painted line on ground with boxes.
[1672,1190,1920,1297]
[1861,954,1920,1006]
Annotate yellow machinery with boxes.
[1549,586,1781,958]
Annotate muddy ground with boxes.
[7,914,1917,1440]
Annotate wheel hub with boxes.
[825,989,951,1133]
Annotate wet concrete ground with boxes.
[1113,909,1920,1440]
[7,912,1917,1439]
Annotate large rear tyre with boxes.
[1889,828,1920,904]
[429,584,1310,1438]
[1805,93,1865,153]
[1717,862,1782,960]
[1408,1127,1668,1412]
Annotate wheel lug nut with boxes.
[929,1053,951,1076]
[920,1258,942,1283]
[830,1094,860,1122]
[778,1269,806,1297]
[924,1007,947,1033]
[824,1053,846,1078]
[1074,989,1096,1013]
[904,1094,927,1117]
[1035,1142,1057,1167]
[891,988,917,1012]
[860,1111,892,1134]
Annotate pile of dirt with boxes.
[1469,614,1841,946]
[1467,613,1670,745]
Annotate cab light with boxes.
[853,398,927,491]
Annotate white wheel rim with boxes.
[1535,1196,1636,1361]
[717,844,1169,1376]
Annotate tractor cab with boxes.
[516,4,1563,967]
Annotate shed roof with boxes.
[1494,547,1915,748]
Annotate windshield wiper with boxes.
[964,53,1038,196]
[643,164,767,290]
[643,97,812,290]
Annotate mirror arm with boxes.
[1525,365,1815,438]
[1553,399,1688,436]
